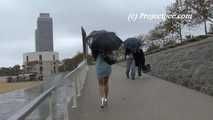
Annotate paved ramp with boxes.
[69,65,213,120]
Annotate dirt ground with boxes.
[0,81,41,94]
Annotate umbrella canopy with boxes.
[86,30,123,52]
[124,38,141,52]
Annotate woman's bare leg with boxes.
[98,78,106,108]
[98,78,105,98]
[103,76,109,99]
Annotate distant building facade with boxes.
[23,52,59,80]
[23,13,59,80]
[35,13,53,52]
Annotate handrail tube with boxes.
[8,60,87,120]
[64,61,86,79]
[7,86,56,120]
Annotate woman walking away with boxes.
[85,29,123,108]
[125,48,136,80]
[95,50,112,108]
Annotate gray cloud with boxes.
[0,0,172,67]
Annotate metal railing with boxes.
[8,61,88,120]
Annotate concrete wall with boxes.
[146,37,213,95]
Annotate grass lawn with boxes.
[0,81,41,94]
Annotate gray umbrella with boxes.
[86,30,123,52]
[124,37,141,52]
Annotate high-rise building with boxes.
[23,13,59,80]
[35,13,53,52]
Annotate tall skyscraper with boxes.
[35,13,53,52]
[23,13,59,80]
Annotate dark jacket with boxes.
[124,48,132,60]
[133,49,145,67]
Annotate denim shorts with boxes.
[96,55,112,79]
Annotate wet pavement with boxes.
[0,73,67,120]
[70,65,213,120]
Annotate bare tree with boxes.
[165,0,191,42]
[185,0,213,34]
[149,22,168,41]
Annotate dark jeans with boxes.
[138,64,142,76]
[137,64,148,76]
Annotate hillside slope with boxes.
[146,37,213,95]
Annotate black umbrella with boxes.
[86,30,123,52]
[124,37,141,52]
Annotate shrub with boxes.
[146,43,160,52]
[187,35,209,42]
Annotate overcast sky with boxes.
[0,0,176,67]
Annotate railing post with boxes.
[72,76,78,108]
[82,66,88,89]
[64,87,69,120]
[48,91,54,120]
[64,104,69,120]
[77,72,81,97]
[64,79,72,120]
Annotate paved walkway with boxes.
[69,65,213,120]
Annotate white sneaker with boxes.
[100,97,105,108]
[104,98,108,105]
